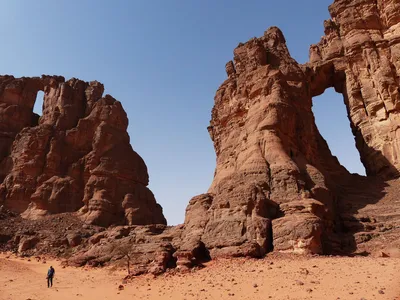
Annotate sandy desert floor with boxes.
[0,253,399,300]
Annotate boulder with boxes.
[18,236,39,253]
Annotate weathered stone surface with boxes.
[18,236,40,253]
[0,76,166,227]
[0,213,184,275]
[182,27,345,257]
[181,0,400,257]
[308,0,400,179]
[1,0,400,273]
[67,232,82,247]
[66,224,181,275]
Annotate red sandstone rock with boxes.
[182,27,344,257]
[18,236,40,253]
[181,0,400,258]
[0,76,166,227]
[1,0,400,272]
[308,0,400,179]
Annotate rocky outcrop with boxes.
[0,76,166,227]
[181,0,400,258]
[68,224,181,275]
[308,0,400,179]
[0,212,181,275]
[181,27,346,257]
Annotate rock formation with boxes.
[0,75,166,227]
[181,27,346,258]
[181,0,400,258]
[308,0,400,179]
[1,0,400,274]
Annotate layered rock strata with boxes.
[181,27,346,257]
[181,0,400,258]
[308,0,400,179]
[0,75,166,227]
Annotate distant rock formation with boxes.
[0,75,166,227]
[181,0,400,258]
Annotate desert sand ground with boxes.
[0,253,399,300]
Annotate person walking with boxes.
[47,266,55,288]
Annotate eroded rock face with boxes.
[182,0,400,257]
[182,27,347,257]
[308,0,400,179]
[0,76,166,227]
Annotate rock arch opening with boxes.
[33,91,44,115]
[32,90,44,126]
[312,88,366,176]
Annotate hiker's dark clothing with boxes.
[47,276,53,288]
[47,267,55,288]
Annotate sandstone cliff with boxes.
[180,0,400,259]
[181,27,346,258]
[0,75,166,227]
[308,0,400,179]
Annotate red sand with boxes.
[1,253,399,300]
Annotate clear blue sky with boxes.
[0,1,365,225]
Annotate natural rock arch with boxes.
[179,0,400,259]
[312,87,365,175]
[0,75,166,226]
